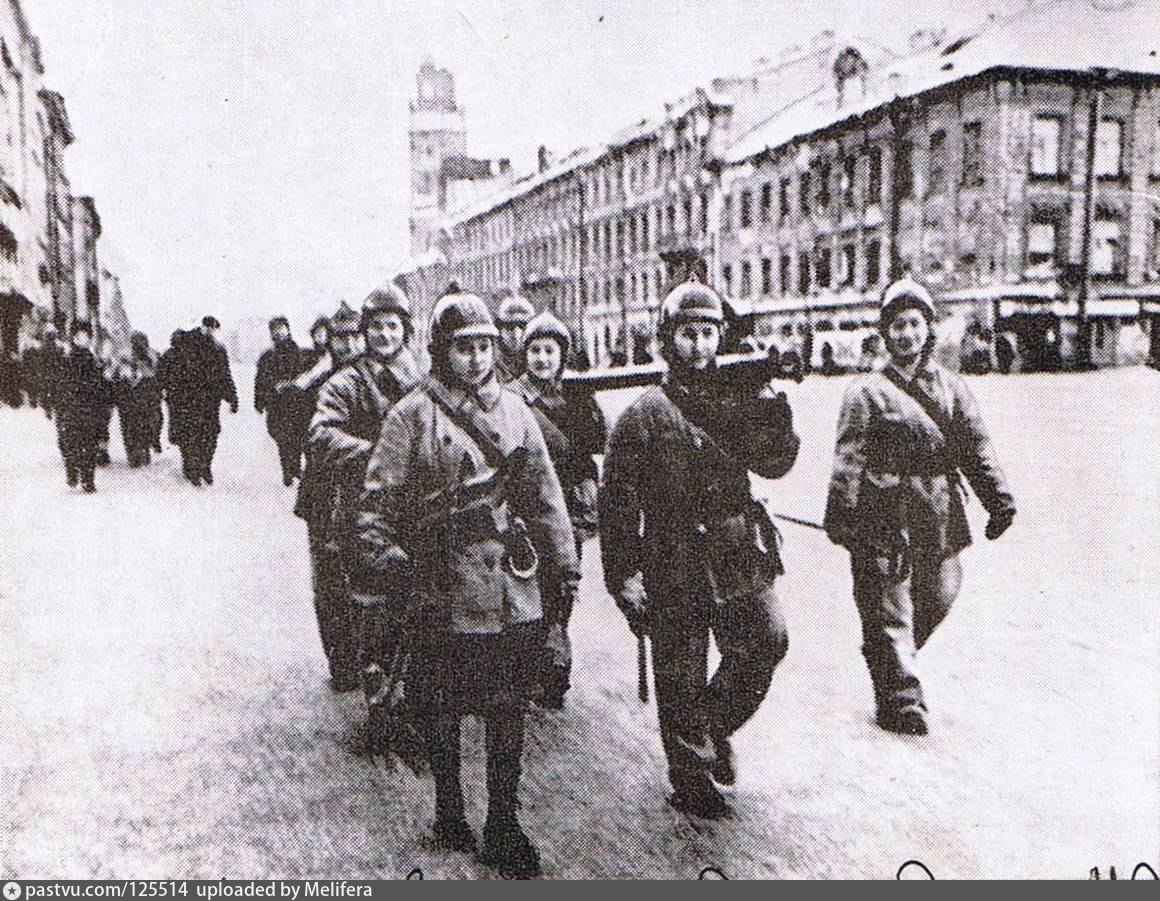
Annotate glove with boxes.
[616,572,649,637]
[985,508,1015,541]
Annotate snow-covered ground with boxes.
[1,368,1157,879]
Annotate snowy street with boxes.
[2,368,1157,879]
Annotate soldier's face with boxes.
[448,336,494,388]
[366,313,405,359]
[886,308,930,361]
[673,321,720,369]
[499,324,525,352]
[329,333,358,363]
[526,337,562,381]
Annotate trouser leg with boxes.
[484,709,525,823]
[308,529,356,680]
[850,551,923,711]
[276,437,301,482]
[425,715,465,822]
[202,430,219,477]
[649,597,712,791]
[913,554,962,650]
[700,582,788,740]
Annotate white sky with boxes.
[28,0,1012,346]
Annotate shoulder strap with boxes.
[421,376,507,468]
[881,366,958,451]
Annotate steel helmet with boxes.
[496,294,535,326]
[428,292,499,352]
[879,277,937,328]
[658,281,725,336]
[522,310,571,360]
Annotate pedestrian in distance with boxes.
[55,321,112,493]
[599,280,799,820]
[307,288,423,692]
[254,315,309,486]
[512,309,607,709]
[494,294,535,384]
[129,332,165,455]
[159,317,238,486]
[824,278,1017,736]
[111,350,160,468]
[356,292,578,878]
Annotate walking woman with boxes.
[512,310,607,709]
[600,281,798,819]
[308,288,422,690]
[824,278,1017,736]
[357,292,577,877]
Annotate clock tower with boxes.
[409,59,467,255]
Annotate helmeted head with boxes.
[361,285,411,360]
[268,315,291,343]
[495,294,535,354]
[878,277,937,363]
[328,301,361,363]
[428,292,498,388]
[658,281,725,370]
[523,310,571,383]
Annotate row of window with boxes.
[723,239,885,299]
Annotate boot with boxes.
[481,815,541,879]
[877,703,928,736]
[668,774,730,819]
[709,735,736,787]
[433,817,477,854]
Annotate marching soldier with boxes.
[254,315,309,486]
[512,310,607,709]
[599,281,798,819]
[824,278,1016,736]
[307,288,422,690]
[494,294,535,383]
[357,292,577,878]
[55,322,112,492]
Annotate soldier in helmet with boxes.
[494,294,535,383]
[357,292,578,878]
[307,287,422,691]
[513,310,607,709]
[824,278,1016,736]
[600,280,799,819]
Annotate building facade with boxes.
[396,1,1160,370]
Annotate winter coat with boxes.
[254,339,311,441]
[159,330,237,443]
[512,373,606,541]
[56,349,112,440]
[823,360,1015,557]
[302,351,423,538]
[113,354,162,449]
[600,369,800,604]
[358,373,578,636]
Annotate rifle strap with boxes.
[421,376,507,470]
[881,366,958,452]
